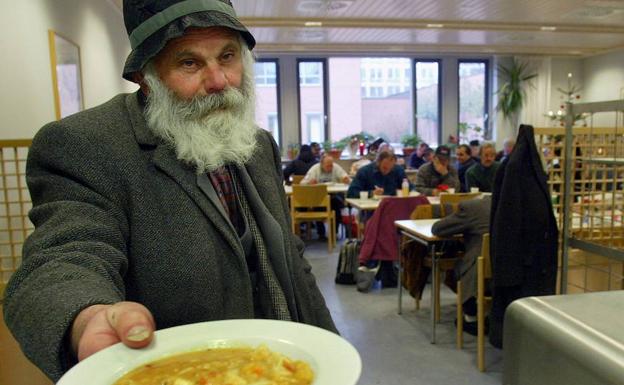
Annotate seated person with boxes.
[455,144,476,192]
[408,142,430,169]
[465,142,500,193]
[301,155,350,239]
[414,145,461,196]
[469,139,481,162]
[495,137,515,162]
[310,141,322,162]
[431,195,491,335]
[347,150,408,198]
[301,154,350,185]
[283,144,317,184]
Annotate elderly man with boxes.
[407,142,430,169]
[3,1,336,381]
[301,154,350,185]
[347,150,408,198]
[495,137,515,162]
[414,145,461,196]
[456,144,476,192]
[466,142,500,192]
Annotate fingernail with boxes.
[126,326,150,342]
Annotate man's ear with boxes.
[133,72,149,95]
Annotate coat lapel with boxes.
[126,92,244,258]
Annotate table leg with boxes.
[398,231,403,314]
[431,243,437,344]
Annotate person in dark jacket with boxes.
[455,144,476,192]
[465,142,500,193]
[347,150,408,198]
[2,1,336,381]
[283,144,317,184]
[408,142,430,169]
[489,125,558,348]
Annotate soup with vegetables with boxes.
[112,345,314,385]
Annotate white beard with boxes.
[143,49,258,174]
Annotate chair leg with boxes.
[456,280,463,349]
[477,257,485,372]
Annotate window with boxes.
[254,59,280,144]
[328,57,413,147]
[298,60,326,144]
[299,62,322,85]
[458,60,488,144]
[254,61,276,85]
[415,60,441,147]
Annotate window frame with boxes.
[296,58,328,144]
[413,59,442,146]
[254,58,282,147]
[457,59,491,141]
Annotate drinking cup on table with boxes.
[470,187,479,193]
[447,188,455,194]
[359,191,369,200]
[396,190,403,197]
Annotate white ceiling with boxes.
[112,0,624,57]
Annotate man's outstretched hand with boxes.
[71,301,155,361]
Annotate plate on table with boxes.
[57,319,361,385]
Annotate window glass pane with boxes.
[254,61,279,143]
[458,61,487,143]
[299,61,325,144]
[415,61,440,147]
[328,57,412,150]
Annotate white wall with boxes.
[0,0,136,139]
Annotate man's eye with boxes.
[181,60,196,67]
[222,52,235,62]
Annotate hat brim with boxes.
[122,12,255,82]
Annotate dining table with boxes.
[284,183,349,195]
[394,218,462,344]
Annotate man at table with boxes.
[301,154,350,185]
[431,195,491,335]
[347,150,408,198]
[301,154,350,239]
[414,145,461,196]
[465,142,500,193]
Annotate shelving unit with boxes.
[554,100,623,294]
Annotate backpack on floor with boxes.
[335,239,361,285]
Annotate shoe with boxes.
[455,316,489,337]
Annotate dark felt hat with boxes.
[122,0,256,82]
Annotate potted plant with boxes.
[400,133,422,157]
[287,143,300,160]
[329,139,347,159]
[496,58,537,134]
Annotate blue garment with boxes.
[347,162,408,198]
[456,158,476,192]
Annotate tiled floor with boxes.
[304,238,504,385]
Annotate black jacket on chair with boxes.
[489,124,558,348]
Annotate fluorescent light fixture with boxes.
[304,21,323,27]
[426,23,444,28]
[540,26,557,31]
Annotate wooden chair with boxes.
[439,192,481,217]
[290,184,335,251]
[291,175,305,185]
[456,233,492,371]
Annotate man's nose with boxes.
[202,63,228,93]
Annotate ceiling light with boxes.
[426,23,444,28]
[540,26,557,31]
[304,21,323,27]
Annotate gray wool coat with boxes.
[2,92,337,381]
[431,196,491,302]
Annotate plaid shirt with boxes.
[209,166,244,234]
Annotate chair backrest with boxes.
[440,192,481,217]
[410,204,433,220]
[291,175,305,185]
[481,233,492,279]
[291,184,330,210]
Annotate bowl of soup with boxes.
[57,319,361,385]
